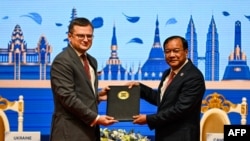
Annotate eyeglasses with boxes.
[164,48,184,55]
[71,33,94,40]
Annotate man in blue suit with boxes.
[127,35,206,141]
[50,17,117,141]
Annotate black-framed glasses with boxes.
[71,33,94,40]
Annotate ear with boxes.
[184,48,188,54]
[68,33,72,42]
[68,32,72,38]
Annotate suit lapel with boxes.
[86,54,97,73]
[83,54,96,95]
[160,75,176,105]
[67,47,95,94]
[160,61,192,105]
[158,70,170,104]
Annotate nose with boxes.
[169,51,176,56]
[83,36,89,41]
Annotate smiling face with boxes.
[164,38,188,71]
[68,25,93,54]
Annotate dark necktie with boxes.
[160,71,176,101]
[166,71,175,87]
[81,54,91,80]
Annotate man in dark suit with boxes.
[50,17,117,141]
[127,35,205,141]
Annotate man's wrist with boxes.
[90,115,100,126]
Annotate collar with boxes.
[171,59,188,74]
[69,44,86,57]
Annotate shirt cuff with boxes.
[90,115,100,127]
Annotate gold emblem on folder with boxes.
[107,85,140,121]
[117,91,129,100]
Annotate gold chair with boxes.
[200,92,247,141]
[0,95,24,141]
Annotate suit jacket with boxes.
[50,46,100,141]
[140,59,205,141]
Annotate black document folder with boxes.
[107,85,140,121]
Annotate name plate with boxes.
[5,131,41,141]
[207,133,223,141]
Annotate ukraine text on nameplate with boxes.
[5,131,41,141]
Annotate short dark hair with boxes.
[163,35,188,50]
[68,17,93,33]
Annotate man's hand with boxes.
[98,86,110,102]
[97,115,118,126]
[125,81,140,89]
[133,114,147,125]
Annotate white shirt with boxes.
[160,59,189,101]
[70,45,95,92]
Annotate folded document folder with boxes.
[107,85,140,121]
